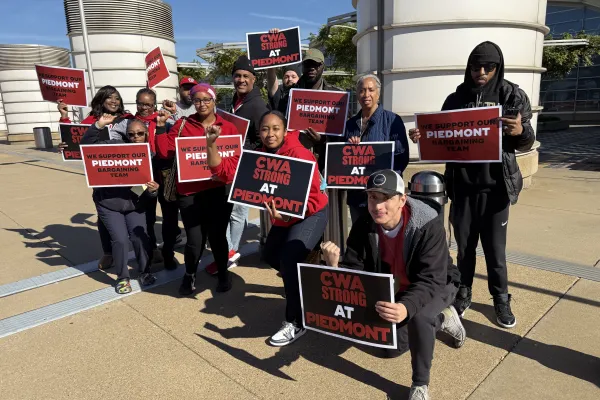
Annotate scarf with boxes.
[135,112,158,153]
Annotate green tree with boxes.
[543,32,600,79]
[308,24,357,90]
[177,60,207,82]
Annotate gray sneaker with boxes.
[441,305,466,348]
[408,384,429,400]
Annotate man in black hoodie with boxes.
[321,169,465,400]
[409,42,535,329]
[205,56,270,275]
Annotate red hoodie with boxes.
[155,113,238,196]
[211,131,328,227]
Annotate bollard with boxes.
[33,127,52,149]
[324,188,349,255]
[408,171,448,216]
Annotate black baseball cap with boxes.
[366,169,405,196]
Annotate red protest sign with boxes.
[246,26,302,70]
[176,135,243,182]
[145,47,170,89]
[415,106,502,163]
[35,65,88,107]
[59,123,90,161]
[217,109,250,143]
[80,144,153,187]
[287,89,349,136]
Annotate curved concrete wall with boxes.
[0,44,71,142]
[353,0,547,159]
[0,93,6,133]
[64,0,178,113]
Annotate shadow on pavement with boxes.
[462,318,600,387]
[195,272,410,399]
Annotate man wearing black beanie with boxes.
[267,62,301,112]
[409,41,535,329]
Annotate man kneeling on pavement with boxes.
[321,169,466,400]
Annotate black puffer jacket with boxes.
[441,75,536,205]
[340,197,460,320]
[230,86,270,151]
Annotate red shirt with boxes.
[378,205,411,292]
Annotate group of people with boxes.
[57,39,534,399]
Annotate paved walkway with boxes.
[0,130,598,399]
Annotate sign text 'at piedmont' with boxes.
[228,150,315,219]
[246,26,302,70]
[176,135,242,182]
[35,65,88,107]
[216,109,250,143]
[298,264,397,349]
[415,106,502,163]
[80,144,153,188]
[59,123,90,161]
[325,142,395,189]
[145,47,170,89]
[287,89,350,136]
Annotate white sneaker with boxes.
[441,305,467,348]
[408,384,429,400]
[269,322,306,347]
[227,252,241,270]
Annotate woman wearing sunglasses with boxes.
[155,83,239,295]
[80,115,159,294]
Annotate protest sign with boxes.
[415,106,502,163]
[176,135,242,182]
[325,142,395,189]
[228,150,315,219]
[59,123,90,161]
[298,263,397,349]
[80,143,153,188]
[145,47,170,89]
[246,26,302,70]
[287,89,349,136]
[35,65,88,107]
[216,109,250,143]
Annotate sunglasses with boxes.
[128,131,146,138]
[470,63,498,73]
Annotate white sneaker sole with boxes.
[496,317,517,329]
[269,328,306,347]
[228,252,241,263]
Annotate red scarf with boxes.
[135,112,158,153]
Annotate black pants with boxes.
[96,204,151,280]
[263,206,328,326]
[396,282,457,386]
[451,190,510,296]
[178,186,233,281]
[145,189,181,259]
[98,217,112,255]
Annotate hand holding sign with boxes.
[205,124,222,145]
[57,100,68,119]
[375,301,408,324]
[408,128,421,143]
[348,136,361,145]
[146,181,159,193]
[305,127,321,143]
[264,200,285,221]
[97,113,117,129]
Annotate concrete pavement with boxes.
[0,129,599,399]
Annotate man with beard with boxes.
[163,77,198,121]
[204,55,270,276]
[267,62,301,114]
[408,42,535,329]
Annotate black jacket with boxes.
[230,86,270,151]
[340,197,460,320]
[81,122,158,212]
[442,78,535,205]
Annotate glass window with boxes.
[549,20,584,36]
[541,101,575,112]
[540,90,576,102]
[575,100,600,111]
[575,89,600,101]
[584,16,600,32]
[578,77,600,89]
[584,6,600,19]
[577,65,600,78]
[546,6,584,25]
[540,79,578,91]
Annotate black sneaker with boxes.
[216,275,232,293]
[139,272,156,287]
[163,255,178,271]
[179,273,196,296]
[494,294,516,329]
[453,286,472,318]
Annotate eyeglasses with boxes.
[136,102,154,109]
[469,63,497,73]
[127,131,146,138]
[193,98,214,105]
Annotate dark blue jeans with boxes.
[263,206,328,326]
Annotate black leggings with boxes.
[178,186,233,281]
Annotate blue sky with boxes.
[1,0,353,62]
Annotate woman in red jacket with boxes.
[155,83,238,294]
[57,85,132,271]
[207,110,329,347]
